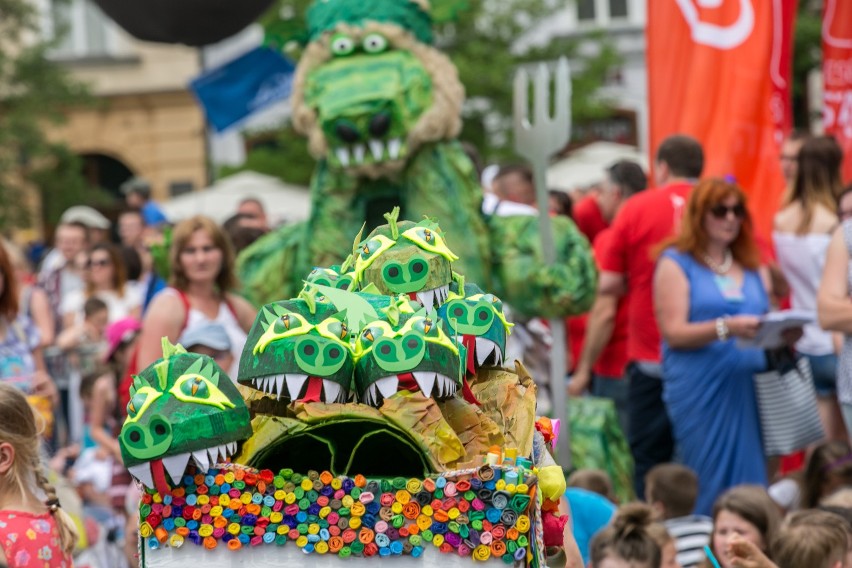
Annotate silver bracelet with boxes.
[715,317,730,341]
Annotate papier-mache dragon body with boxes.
[238,0,597,319]
[123,212,566,566]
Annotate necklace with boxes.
[704,249,733,274]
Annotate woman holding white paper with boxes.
[654,178,772,515]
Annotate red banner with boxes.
[823,0,852,183]
[647,0,797,237]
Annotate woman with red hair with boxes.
[653,178,796,515]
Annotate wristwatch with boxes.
[715,317,730,341]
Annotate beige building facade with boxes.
[42,0,208,203]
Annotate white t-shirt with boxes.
[61,288,142,325]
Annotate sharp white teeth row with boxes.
[251,374,347,403]
[416,285,450,311]
[412,371,436,397]
[362,375,400,406]
[474,337,503,367]
[334,138,402,166]
[127,441,238,489]
[434,374,457,398]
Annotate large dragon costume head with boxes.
[119,340,252,495]
[353,207,457,311]
[290,0,464,179]
[237,296,354,403]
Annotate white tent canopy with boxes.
[161,171,310,226]
[546,141,649,192]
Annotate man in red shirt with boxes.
[568,161,648,434]
[583,135,704,498]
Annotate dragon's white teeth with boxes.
[336,148,350,167]
[207,446,219,465]
[388,138,401,160]
[369,139,384,161]
[275,375,285,399]
[128,463,154,488]
[162,452,191,485]
[286,374,308,399]
[435,374,457,398]
[413,371,436,397]
[322,380,341,403]
[353,144,365,164]
[218,444,230,462]
[376,376,399,400]
[475,337,497,367]
[191,449,210,473]
[435,285,449,306]
[228,441,237,456]
[418,289,435,311]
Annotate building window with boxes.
[577,0,596,21]
[609,0,628,18]
[49,0,115,58]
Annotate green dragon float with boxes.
[238,0,596,319]
[125,213,569,567]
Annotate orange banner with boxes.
[823,0,852,183]
[647,0,797,237]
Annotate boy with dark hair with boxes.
[645,463,712,568]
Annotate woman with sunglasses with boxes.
[774,135,846,442]
[654,178,784,515]
[60,242,141,330]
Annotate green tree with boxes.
[238,0,619,183]
[0,0,93,231]
[791,0,822,128]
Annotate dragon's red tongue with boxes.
[461,335,477,375]
[397,372,418,391]
[301,377,324,402]
[150,459,172,497]
[408,292,418,301]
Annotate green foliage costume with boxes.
[238,0,596,318]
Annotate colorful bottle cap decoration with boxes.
[140,463,538,562]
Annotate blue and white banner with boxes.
[190,46,295,132]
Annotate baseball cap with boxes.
[104,318,142,362]
[178,322,231,352]
[120,177,152,198]
[60,206,111,230]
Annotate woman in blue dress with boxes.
[654,178,798,515]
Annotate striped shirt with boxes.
[664,514,714,568]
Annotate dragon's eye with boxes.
[126,386,162,421]
[331,33,355,56]
[169,374,235,410]
[362,33,388,54]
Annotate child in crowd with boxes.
[704,485,780,568]
[589,502,661,568]
[568,468,617,503]
[56,297,109,375]
[768,440,852,513]
[771,510,849,568]
[646,464,713,568]
[178,321,234,373]
[0,383,77,566]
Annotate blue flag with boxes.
[190,46,295,132]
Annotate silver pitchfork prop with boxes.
[513,58,572,468]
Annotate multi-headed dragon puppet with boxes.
[238,0,596,320]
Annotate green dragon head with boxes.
[353,298,462,406]
[439,278,512,372]
[238,297,354,404]
[290,0,465,179]
[119,339,252,495]
[353,208,457,311]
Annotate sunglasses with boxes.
[710,203,746,219]
[86,259,111,268]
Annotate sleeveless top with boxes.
[0,510,72,568]
[160,288,246,378]
[838,222,852,405]
[774,231,834,355]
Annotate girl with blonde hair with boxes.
[0,382,77,566]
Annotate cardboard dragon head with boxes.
[238,295,354,403]
[353,207,457,311]
[119,340,252,495]
[290,0,466,178]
